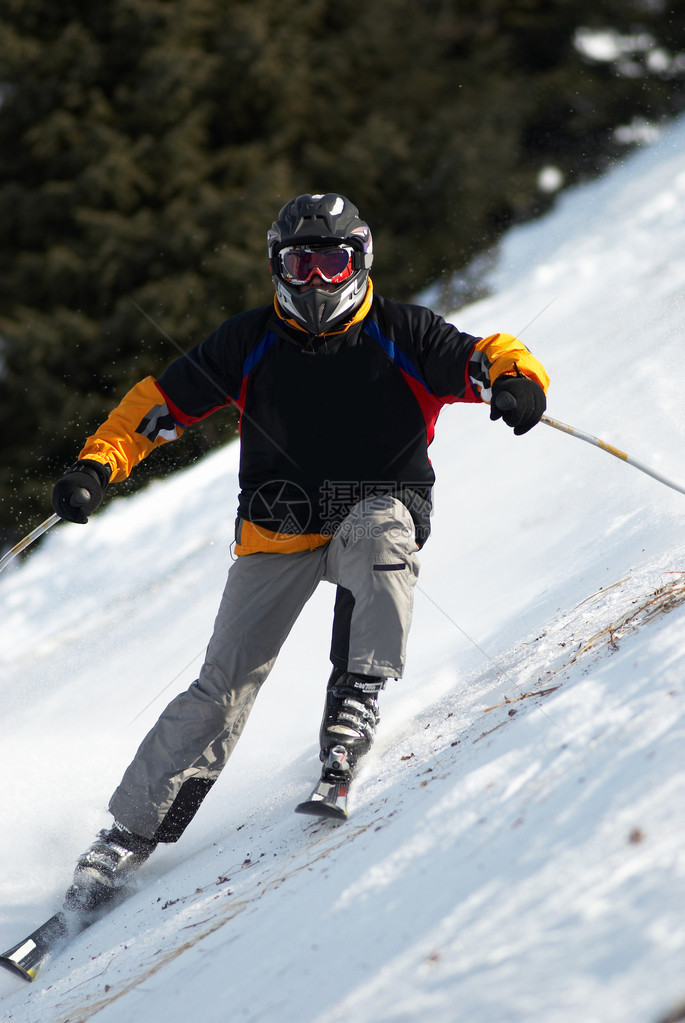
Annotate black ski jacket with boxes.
[79,289,549,549]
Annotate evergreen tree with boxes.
[0,0,683,542]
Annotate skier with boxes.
[51,193,549,911]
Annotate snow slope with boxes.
[2,117,685,1023]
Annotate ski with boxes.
[295,745,353,820]
[0,872,135,982]
[0,910,87,982]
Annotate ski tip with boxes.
[0,956,39,982]
[0,912,70,983]
[295,799,348,821]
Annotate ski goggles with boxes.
[278,245,355,286]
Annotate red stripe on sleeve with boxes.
[154,380,232,427]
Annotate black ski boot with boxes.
[64,822,157,915]
[295,672,387,820]
[319,669,386,769]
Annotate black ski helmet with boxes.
[268,193,373,335]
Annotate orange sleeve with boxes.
[475,333,550,395]
[78,376,183,483]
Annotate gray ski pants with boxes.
[108,496,420,841]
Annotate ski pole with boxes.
[0,488,94,575]
[493,391,685,497]
[540,414,685,497]
[0,513,61,574]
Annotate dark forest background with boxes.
[1,0,685,543]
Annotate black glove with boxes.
[51,460,112,523]
[490,375,546,436]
